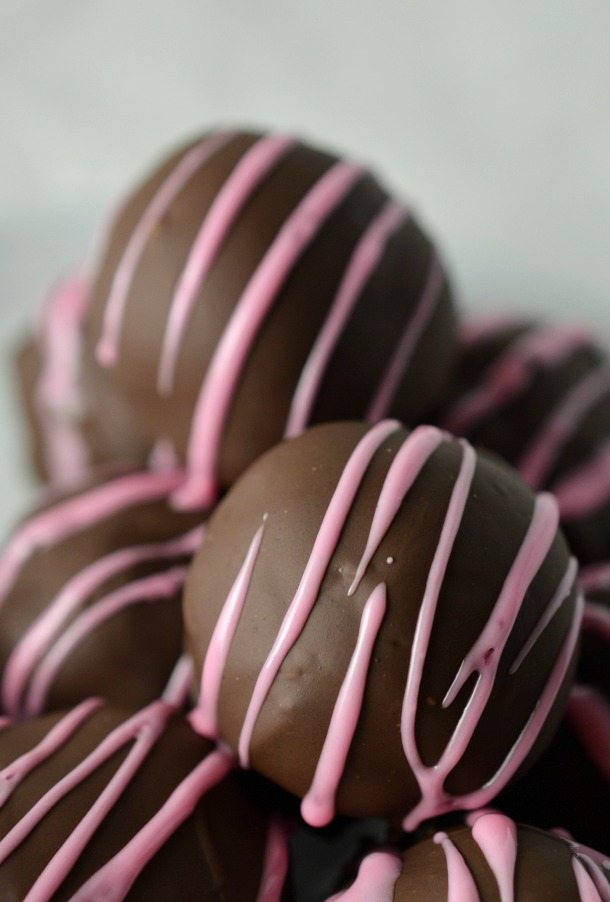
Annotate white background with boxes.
[1,1,609,533]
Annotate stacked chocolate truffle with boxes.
[4,126,609,900]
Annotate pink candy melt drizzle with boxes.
[256,819,290,902]
[173,160,365,510]
[553,440,610,520]
[470,812,517,902]
[327,851,402,902]
[434,832,480,902]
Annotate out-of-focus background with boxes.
[1,1,609,531]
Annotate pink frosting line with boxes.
[157,134,297,396]
[0,470,185,606]
[301,582,387,827]
[237,420,398,767]
[193,517,267,739]
[24,565,189,717]
[581,602,610,642]
[348,425,444,595]
[172,161,365,510]
[2,525,204,715]
[256,818,290,902]
[96,131,235,367]
[433,832,480,902]
[509,556,577,673]
[580,563,610,594]
[568,685,610,785]
[36,276,91,488]
[0,699,102,807]
[518,365,610,490]
[552,439,610,519]
[444,325,592,436]
[471,812,517,902]
[572,855,608,902]
[284,200,409,438]
[325,852,402,902]
[68,748,234,902]
[161,653,196,708]
[366,254,443,422]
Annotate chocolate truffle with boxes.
[0,468,203,717]
[0,686,288,899]
[330,812,610,900]
[14,276,152,489]
[85,128,457,509]
[184,420,582,827]
[439,315,610,563]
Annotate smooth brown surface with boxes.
[0,706,271,900]
[184,421,578,821]
[85,130,457,493]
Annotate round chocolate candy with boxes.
[184,420,581,827]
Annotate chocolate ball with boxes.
[13,276,151,490]
[331,813,610,900]
[183,421,581,828]
[0,697,287,900]
[0,469,203,716]
[85,128,457,510]
[439,316,610,563]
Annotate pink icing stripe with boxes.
[580,563,610,594]
[36,277,91,487]
[553,440,610,519]
[0,470,185,605]
[284,200,409,438]
[237,420,398,767]
[572,856,607,902]
[519,366,610,490]
[568,686,610,784]
[2,525,204,715]
[172,161,365,510]
[509,556,577,673]
[400,440,476,828]
[0,699,102,807]
[193,517,267,739]
[68,748,234,902]
[444,325,592,436]
[348,425,444,595]
[301,582,387,827]
[366,255,443,421]
[161,654,195,708]
[157,134,297,396]
[581,602,610,642]
[326,852,402,902]
[471,812,517,902]
[24,565,189,716]
[96,131,234,367]
[458,314,522,348]
[433,832,480,902]
[256,819,290,902]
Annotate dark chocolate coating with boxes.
[437,318,610,563]
[0,472,202,716]
[85,129,457,495]
[392,822,609,901]
[0,705,271,900]
[184,421,579,822]
[13,334,151,487]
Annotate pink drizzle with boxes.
[96,131,234,367]
[0,470,185,605]
[433,832,480,902]
[326,851,402,902]
[444,325,591,436]
[301,582,387,827]
[237,419,397,767]
[172,161,365,510]
[35,276,91,487]
[2,525,203,715]
[568,686,610,784]
[193,517,267,739]
[553,440,610,520]
[580,564,610,595]
[256,819,290,902]
[284,200,409,437]
[157,134,297,395]
[470,812,517,902]
[366,254,444,421]
[518,365,610,490]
